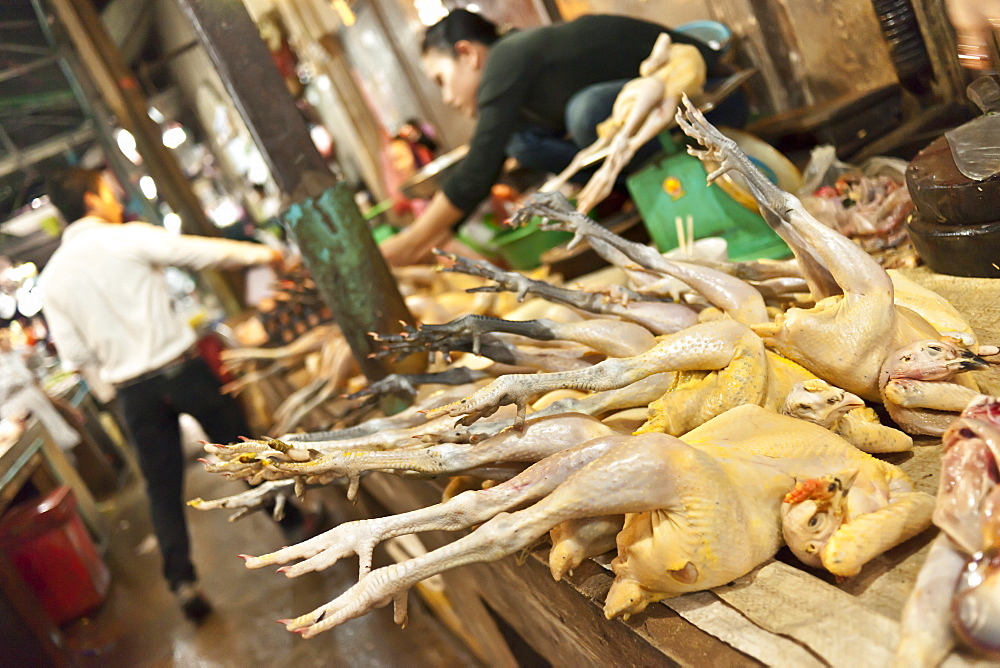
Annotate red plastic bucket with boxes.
[0,486,110,625]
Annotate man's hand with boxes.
[268,247,301,273]
[379,227,449,267]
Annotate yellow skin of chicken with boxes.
[605,404,931,618]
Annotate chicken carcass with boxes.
[672,97,988,420]
[897,395,1000,665]
[262,405,930,637]
[541,33,706,214]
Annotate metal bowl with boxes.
[399,144,469,200]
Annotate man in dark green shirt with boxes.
[380,10,735,266]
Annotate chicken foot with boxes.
[372,314,656,360]
[245,432,629,578]
[254,413,620,497]
[438,251,697,336]
[517,191,767,327]
[279,383,488,443]
[205,373,675,490]
[427,319,752,429]
[677,95,872,302]
[346,367,493,401]
[188,479,298,522]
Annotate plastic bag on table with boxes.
[797,145,913,250]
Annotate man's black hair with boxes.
[46,167,102,224]
[420,8,501,56]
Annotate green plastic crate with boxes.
[626,132,794,262]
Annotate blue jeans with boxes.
[507,77,749,183]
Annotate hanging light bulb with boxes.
[116,128,142,164]
[139,176,158,200]
[162,124,188,149]
[414,0,447,26]
[163,212,183,234]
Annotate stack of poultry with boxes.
[193,99,998,663]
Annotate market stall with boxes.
[3,0,1000,665]
[190,98,1000,665]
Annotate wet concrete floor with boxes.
[62,460,478,666]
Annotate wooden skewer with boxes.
[687,215,694,257]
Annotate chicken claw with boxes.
[519,189,768,327]
[188,479,297,522]
[281,576,410,637]
[251,519,383,577]
[346,368,490,400]
[675,94,743,182]
[248,431,623,578]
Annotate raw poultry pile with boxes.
[192,99,998,662]
[897,395,1000,664]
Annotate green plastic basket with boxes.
[371,224,399,244]
[626,130,798,262]
[493,219,574,270]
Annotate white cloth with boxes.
[40,217,275,385]
[0,351,79,450]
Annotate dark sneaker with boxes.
[279,504,333,543]
[175,581,212,623]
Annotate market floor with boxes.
[61,458,479,666]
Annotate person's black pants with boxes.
[116,356,252,590]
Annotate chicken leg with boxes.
[254,413,620,495]
[245,432,628,578]
[426,319,754,429]
[373,314,656,360]
[440,251,697,336]
[516,192,767,326]
[278,431,743,636]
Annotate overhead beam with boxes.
[0,126,16,154]
[0,52,59,84]
[0,42,51,56]
[0,121,95,178]
[0,19,46,29]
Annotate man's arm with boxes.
[379,191,464,266]
[128,223,281,271]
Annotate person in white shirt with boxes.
[39,167,284,622]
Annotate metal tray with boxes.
[399,144,469,199]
